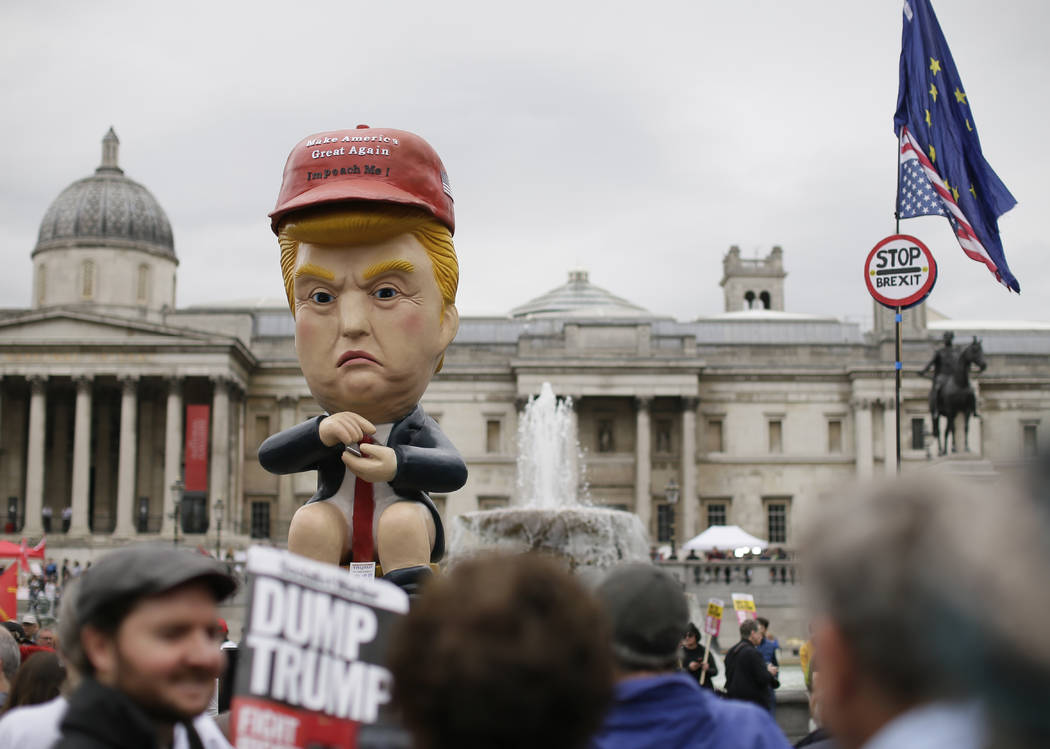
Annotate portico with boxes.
[0,317,253,547]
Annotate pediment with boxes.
[0,310,228,347]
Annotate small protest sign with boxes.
[731,592,757,625]
[231,547,410,749]
[703,598,724,637]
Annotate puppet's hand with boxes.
[319,411,376,448]
[342,443,397,483]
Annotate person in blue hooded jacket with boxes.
[590,563,791,749]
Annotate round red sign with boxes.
[864,234,937,309]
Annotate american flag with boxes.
[898,126,996,275]
[894,0,1019,292]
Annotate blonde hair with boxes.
[277,204,458,315]
[277,204,459,372]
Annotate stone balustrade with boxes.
[657,559,807,643]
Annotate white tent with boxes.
[681,525,768,553]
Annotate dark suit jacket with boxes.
[258,405,467,561]
[724,639,777,710]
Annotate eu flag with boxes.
[894,0,1019,292]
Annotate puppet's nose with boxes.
[339,294,370,337]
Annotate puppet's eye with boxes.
[374,287,399,300]
[311,291,334,304]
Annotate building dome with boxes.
[33,128,175,260]
[510,269,650,318]
[30,129,178,316]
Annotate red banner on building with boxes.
[0,565,16,622]
[185,405,211,492]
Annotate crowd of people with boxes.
[0,467,1045,748]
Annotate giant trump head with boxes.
[261,126,466,595]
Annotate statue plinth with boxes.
[927,453,998,482]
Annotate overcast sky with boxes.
[2,0,1047,328]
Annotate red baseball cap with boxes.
[269,125,454,235]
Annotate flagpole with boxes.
[894,133,903,474]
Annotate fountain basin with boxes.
[449,506,651,571]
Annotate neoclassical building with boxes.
[2,132,1048,561]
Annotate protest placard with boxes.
[731,592,757,625]
[700,597,724,687]
[703,598,724,637]
[231,547,410,749]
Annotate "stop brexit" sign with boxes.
[864,234,937,309]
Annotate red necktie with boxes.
[351,435,375,563]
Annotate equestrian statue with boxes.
[920,331,986,455]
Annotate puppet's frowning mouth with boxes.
[337,350,379,367]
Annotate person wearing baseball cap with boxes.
[53,546,236,748]
[259,125,466,597]
[20,613,39,643]
[590,563,790,749]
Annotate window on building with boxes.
[656,503,675,543]
[768,419,783,454]
[1023,423,1039,458]
[250,501,271,539]
[655,419,672,453]
[478,495,509,511]
[485,419,502,453]
[597,418,615,453]
[759,291,771,309]
[706,501,727,528]
[181,495,207,534]
[827,419,843,453]
[137,264,150,303]
[705,418,724,453]
[254,414,271,450]
[81,259,95,299]
[765,499,789,544]
[655,419,672,454]
[911,418,926,451]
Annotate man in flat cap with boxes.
[590,563,790,749]
[54,546,236,748]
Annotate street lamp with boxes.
[169,479,184,547]
[213,498,225,559]
[665,477,680,559]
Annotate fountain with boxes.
[448,383,651,570]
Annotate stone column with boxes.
[210,377,231,528]
[114,376,139,536]
[69,376,93,535]
[852,398,873,480]
[680,397,699,541]
[969,381,983,455]
[276,396,298,537]
[566,396,581,502]
[161,377,183,537]
[50,397,70,525]
[232,388,245,537]
[634,397,652,534]
[882,401,897,475]
[23,376,48,536]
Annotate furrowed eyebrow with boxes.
[363,259,415,280]
[294,263,335,281]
